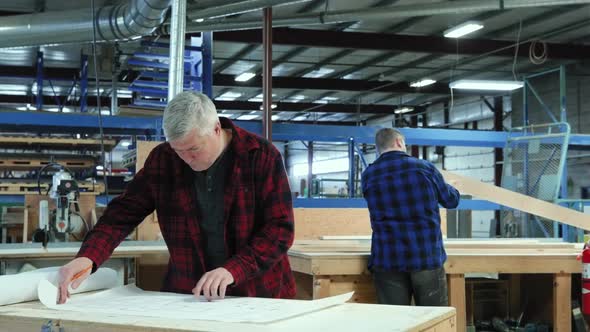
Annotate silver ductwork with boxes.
[0,0,171,48]
[187,0,312,21]
[179,0,590,32]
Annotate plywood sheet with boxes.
[442,170,590,231]
[294,208,371,240]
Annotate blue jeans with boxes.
[372,267,448,306]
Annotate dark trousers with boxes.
[372,267,448,306]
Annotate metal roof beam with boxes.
[215,100,422,114]
[214,27,590,60]
[214,73,456,94]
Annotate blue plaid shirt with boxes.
[361,151,460,272]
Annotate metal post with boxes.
[307,141,313,198]
[522,79,530,237]
[35,51,43,111]
[559,65,569,240]
[111,70,118,116]
[168,0,187,101]
[80,54,88,113]
[493,96,503,236]
[410,115,419,158]
[262,7,273,141]
[348,137,355,198]
[201,32,213,97]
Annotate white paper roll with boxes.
[0,266,118,306]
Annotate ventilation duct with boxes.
[0,0,171,48]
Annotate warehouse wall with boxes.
[428,97,512,238]
[284,96,515,238]
[511,64,590,198]
[285,141,351,197]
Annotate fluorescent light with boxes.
[195,18,204,23]
[121,141,132,147]
[216,91,242,101]
[237,114,259,120]
[289,95,306,102]
[248,93,276,102]
[303,68,335,78]
[394,107,414,114]
[449,79,524,91]
[444,21,483,38]
[235,72,256,82]
[410,79,436,88]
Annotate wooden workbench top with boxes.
[0,295,456,332]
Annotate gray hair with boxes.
[375,128,404,154]
[163,91,219,141]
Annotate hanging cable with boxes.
[91,0,110,205]
[512,18,522,81]
[529,39,548,65]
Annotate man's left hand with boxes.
[192,267,234,301]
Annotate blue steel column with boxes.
[202,32,213,98]
[80,54,88,113]
[189,36,203,92]
[348,137,355,198]
[36,51,43,111]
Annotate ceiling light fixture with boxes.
[449,79,524,91]
[444,21,483,38]
[235,72,256,82]
[394,107,414,114]
[410,79,436,88]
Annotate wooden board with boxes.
[133,141,168,290]
[0,156,96,170]
[294,208,447,240]
[0,241,168,259]
[442,170,590,231]
[0,181,103,195]
[0,136,117,151]
[132,140,164,241]
[293,208,372,240]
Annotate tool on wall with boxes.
[32,162,88,245]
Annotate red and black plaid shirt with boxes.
[77,118,295,298]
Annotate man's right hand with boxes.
[57,257,93,304]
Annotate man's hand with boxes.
[57,257,93,304]
[192,267,234,301]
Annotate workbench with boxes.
[289,239,582,332]
[0,241,168,284]
[0,291,456,331]
[2,239,579,331]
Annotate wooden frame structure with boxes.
[289,239,581,332]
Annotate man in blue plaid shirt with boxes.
[362,128,460,306]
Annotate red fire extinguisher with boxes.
[582,246,590,314]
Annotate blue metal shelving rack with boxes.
[127,33,213,109]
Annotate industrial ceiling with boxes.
[0,0,589,126]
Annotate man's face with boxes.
[169,125,222,171]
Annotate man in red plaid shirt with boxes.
[57,91,295,303]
